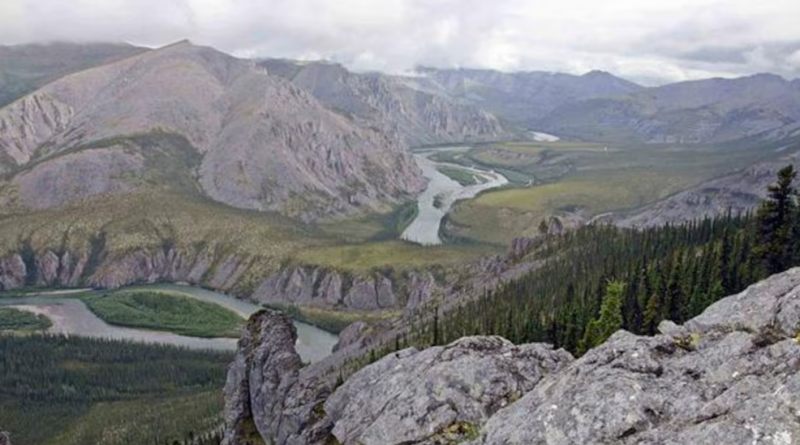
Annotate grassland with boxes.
[0,307,52,331]
[439,140,798,245]
[82,290,244,338]
[436,166,486,186]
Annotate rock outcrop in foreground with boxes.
[0,429,10,445]
[223,268,800,445]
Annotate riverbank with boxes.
[0,284,339,362]
[401,147,509,245]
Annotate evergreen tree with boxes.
[755,165,797,274]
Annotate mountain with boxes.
[222,267,800,445]
[0,42,146,108]
[260,59,514,147]
[539,73,800,143]
[610,135,800,227]
[0,41,424,220]
[414,67,644,130]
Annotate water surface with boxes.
[0,284,338,363]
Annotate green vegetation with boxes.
[267,302,398,334]
[437,139,799,245]
[0,307,52,331]
[294,240,500,270]
[0,334,231,445]
[354,168,800,367]
[436,166,485,186]
[82,290,244,338]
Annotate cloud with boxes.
[1,0,799,84]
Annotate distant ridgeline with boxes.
[371,165,800,360]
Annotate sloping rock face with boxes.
[615,158,800,227]
[469,268,800,445]
[0,41,424,220]
[261,60,513,147]
[223,268,800,445]
[222,309,333,445]
[325,337,573,445]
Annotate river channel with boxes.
[0,284,338,363]
[401,147,509,245]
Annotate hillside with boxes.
[539,73,800,143]
[0,42,146,108]
[221,267,800,445]
[261,59,514,147]
[0,40,424,219]
[414,67,644,129]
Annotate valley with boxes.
[0,284,338,362]
[1,37,800,445]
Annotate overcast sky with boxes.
[2,0,800,85]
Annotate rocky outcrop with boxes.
[325,337,572,445]
[0,246,440,313]
[0,430,9,445]
[469,268,800,445]
[223,267,800,445]
[222,309,333,445]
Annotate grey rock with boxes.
[0,430,10,445]
[0,254,26,290]
[470,267,800,445]
[616,160,800,227]
[262,59,514,147]
[0,41,424,221]
[222,309,333,445]
[325,337,573,445]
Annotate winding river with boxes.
[401,147,509,245]
[0,284,338,363]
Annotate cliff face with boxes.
[222,267,800,445]
[0,246,443,313]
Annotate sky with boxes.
[2,0,800,85]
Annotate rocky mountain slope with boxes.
[0,40,424,219]
[222,267,800,445]
[261,60,513,147]
[614,143,800,227]
[539,73,800,144]
[414,67,644,130]
[0,42,146,108]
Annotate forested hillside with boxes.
[393,165,800,357]
[0,335,231,445]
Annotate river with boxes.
[401,147,509,245]
[0,284,338,363]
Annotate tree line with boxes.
[400,165,800,355]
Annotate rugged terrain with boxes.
[539,74,800,144]
[414,67,643,130]
[615,145,800,227]
[222,267,800,445]
[0,40,424,219]
[262,60,514,147]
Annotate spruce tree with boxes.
[755,165,797,274]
